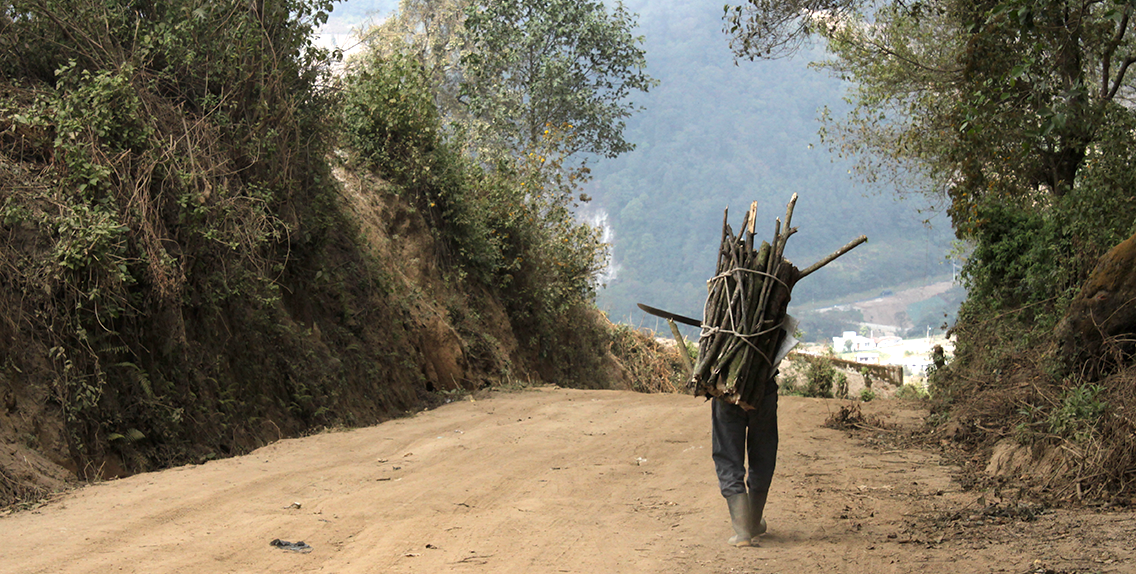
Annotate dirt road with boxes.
[3,387,1134,573]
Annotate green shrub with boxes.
[944,173,1136,401]
[801,355,838,398]
[0,0,354,478]
[1048,384,1107,441]
[340,53,443,189]
[608,323,686,393]
[894,384,929,400]
[859,388,876,402]
[777,373,807,397]
[340,47,608,347]
[834,372,848,398]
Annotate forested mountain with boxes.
[583,0,956,331]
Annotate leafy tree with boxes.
[829,2,1136,233]
[350,0,654,318]
[724,0,857,59]
[460,0,656,170]
[360,0,657,205]
[722,1,1136,318]
[361,0,470,119]
[724,0,1136,237]
[346,1,617,333]
[340,49,609,303]
[726,2,1136,494]
[344,4,626,390]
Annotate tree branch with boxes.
[1108,56,1136,100]
[799,235,868,280]
[1100,6,1130,99]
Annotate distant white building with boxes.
[903,358,934,376]
[822,331,954,379]
[833,331,875,352]
[875,336,903,348]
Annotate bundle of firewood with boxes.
[689,195,866,409]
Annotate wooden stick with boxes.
[693,196,835,399]
[782,194,798,236]
[746,201,757,251]
[799,235,868,279]
[716,208,729,273]
[775,194,797,262]
[667,319,694,377]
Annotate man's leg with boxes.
[712,398,749,496]
[745,391,779,535]
[712,398,753,546]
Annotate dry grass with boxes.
[932,320,1136,502]
[607,320,687,394]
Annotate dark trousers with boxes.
[711,392,778,498]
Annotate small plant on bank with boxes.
[894,384,929,400]
[778,373,807,397]
[801,355,838,398]
[1048,383,1107,442]
[834,372,848,399]
[607,323,687,393]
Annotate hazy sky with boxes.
[316,0,398,54]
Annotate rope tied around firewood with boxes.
[707,267,793,289]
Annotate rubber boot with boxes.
[749,489,769,536]
[725,492,753,547]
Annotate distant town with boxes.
[794,330,954,392]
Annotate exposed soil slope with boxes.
[3,388,1133,574]
[852,280,957,327]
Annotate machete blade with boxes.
[636,303,702,328]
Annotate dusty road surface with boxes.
[3,387,1135,574]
